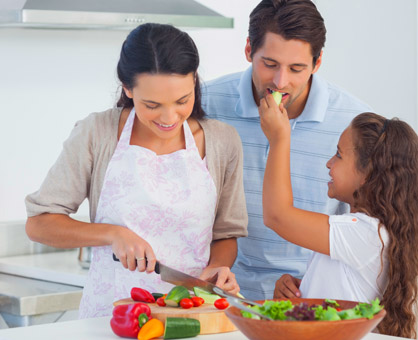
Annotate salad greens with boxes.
[241,298,383,321]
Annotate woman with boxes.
[25,23,248,318]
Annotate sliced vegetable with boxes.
[214,298,229,310]
[180,298,194,309]
[164,317,200,339]
[110,303,152,338]
[236,292,245,299]
[165,286,191,307]
[131,287,156,303]
[193,287,220,304]
[272,91,282,105]
[191,296,204,307]
[156,297,166,307]
[137,318,164,340]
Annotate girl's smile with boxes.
[326,126,366,208]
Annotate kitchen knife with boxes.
[112,253,262,306]
[112,253,216,293]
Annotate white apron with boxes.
[79,109,217,318]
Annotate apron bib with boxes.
[79,109,217,318]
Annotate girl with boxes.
[25,23,248,318]
[259,93,418,338]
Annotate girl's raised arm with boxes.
[259,93,330,255]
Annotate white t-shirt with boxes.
[299,212,389,302]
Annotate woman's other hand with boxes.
[199,266,240,295]
[273,274,302,299]
[111,226,157,273]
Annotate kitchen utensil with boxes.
[213,287,263,307]
[225,298,387,340]
[112,253,262,307]
[113,298,236,334]
[225,296,273,320]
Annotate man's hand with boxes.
[273,274,302,299]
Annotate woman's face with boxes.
[124,72,195,140]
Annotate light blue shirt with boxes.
[201,66,372,300]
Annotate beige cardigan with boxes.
[25,107,248,240]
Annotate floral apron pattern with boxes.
[79,108,217,318]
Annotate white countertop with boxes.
[0,316,408,340]
[0,250,88,287]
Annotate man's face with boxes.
[246,32,322,119]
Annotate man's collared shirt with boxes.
[201,66,371,300]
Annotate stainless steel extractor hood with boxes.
[0,0,234,29]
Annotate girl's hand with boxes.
[258,92,290,144]
[111,226,157,273]
[199,266,240,295]
[273,274,302,299]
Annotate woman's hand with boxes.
[273,274,302,299]
[258,93,290,144]
[199,266,240,295]
[111,226,157,273]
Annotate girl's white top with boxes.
[300,212,389,302]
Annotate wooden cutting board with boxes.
[113,298,237,334]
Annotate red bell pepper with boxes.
[110,303,152,338]
[131,287,156,303]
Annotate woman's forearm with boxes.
[207,238,237,268]
[26,213,117,248]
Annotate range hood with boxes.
[0,0,234,29]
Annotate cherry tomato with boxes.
[191,296,205,307]
[180,298,194,309]
[214,298,229,310]
[336,308,342,312]
[156,297,166,307]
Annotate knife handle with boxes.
[112,253,160,274]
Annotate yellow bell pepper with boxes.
[137,318,164,340]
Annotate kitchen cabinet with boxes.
[0,249,87,328]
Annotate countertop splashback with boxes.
[0,221,67,258]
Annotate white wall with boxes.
[0,0,417,221]
[315,0,417,129]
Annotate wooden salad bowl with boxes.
[225,298,386,340]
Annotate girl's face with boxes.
[124,72,195,140]
[326,126,366,208]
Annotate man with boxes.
[201,0,371,300]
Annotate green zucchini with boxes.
[165,286,190,307]
[151,292,164,300]
[164,317,200,339]
[193,287,220,304]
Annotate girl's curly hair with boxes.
[351,112,418,338]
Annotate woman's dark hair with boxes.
[249,0,326,65]
[351,112,418,338]
[116,23,205,119]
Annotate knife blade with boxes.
[112,253,262,306]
